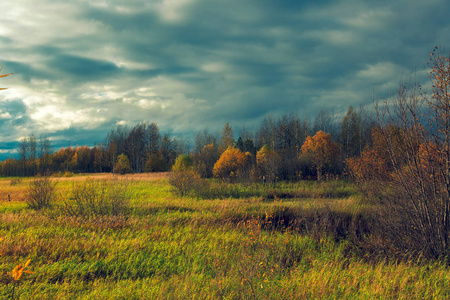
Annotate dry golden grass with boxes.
[0,172,169,203]
[54,172,169,182]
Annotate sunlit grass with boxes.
[0,174,449,299]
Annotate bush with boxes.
[169,169,209,197]
[61,178,132,218]
[25,176,57,210]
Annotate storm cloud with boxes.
[1,0,449,158]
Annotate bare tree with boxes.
[17,138,28,176]
[375,48,450,257]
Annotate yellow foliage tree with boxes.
[301,131,338,181]
[256,145,280,183]
[213,147,251,180]
[114,154,132,175]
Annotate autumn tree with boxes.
[346,146,389,199]
[300,131,338,181]
[213,147,252,180]
[0,159,21,176]
[194,143,220,178]
[256,145,280,184]
[114,154,132,175]
[172,154,193,172]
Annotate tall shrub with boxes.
[25,176,56,210]
[374,48,450,257]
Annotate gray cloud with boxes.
[0,0,448,158]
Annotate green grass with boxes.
[0,175,449,299]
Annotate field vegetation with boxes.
[1,173,450,299]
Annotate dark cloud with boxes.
[0,0,448,157]
[49,54,120,80]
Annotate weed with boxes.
[9,178,22,186]
[11,259,34,300]
[60,178,132,218]
[25,176,57,210]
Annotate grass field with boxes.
[1,173,450,299]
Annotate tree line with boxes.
[0,123,185,176]
[0,104,377,178]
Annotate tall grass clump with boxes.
[25,176,56,210]
[61,178,132,218]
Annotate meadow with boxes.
[1,173,450,299]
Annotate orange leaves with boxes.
[418,142,442,172]
[256,145,280,183]
[301,131,338,168]
[301,131,338,181]
[346,147,389,183]
[11,259,34,282]
[0,67,12,90]
[213,146,251,179]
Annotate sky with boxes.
[0,0,449,159]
